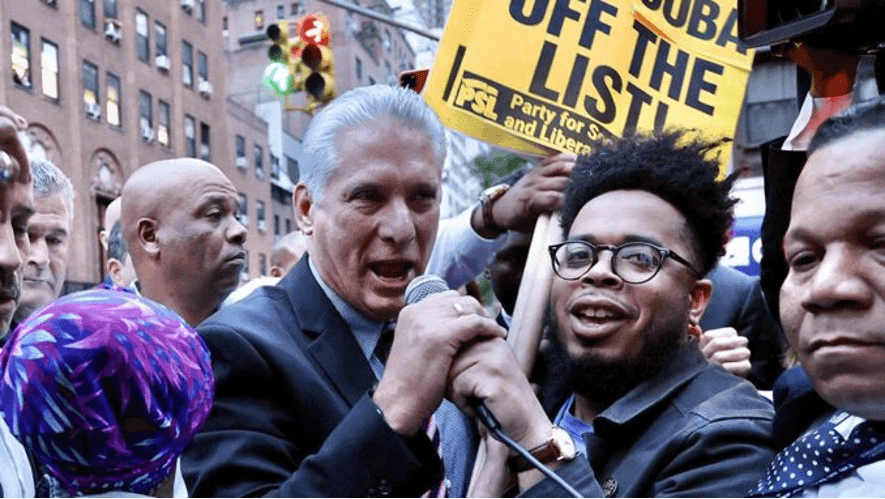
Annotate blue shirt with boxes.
[554,393,594,456]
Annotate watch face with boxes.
[483,184,509,200]
[552,427,577,459]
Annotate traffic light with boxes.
[301,43,334,103]
[263,21,308,97]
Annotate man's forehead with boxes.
[795,131,885,207]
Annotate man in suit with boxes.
[750,96,885,497]
[182,85,529,497]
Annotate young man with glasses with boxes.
[447,131,776,497]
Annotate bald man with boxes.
[121,159,247,326]
[269,230,306,278]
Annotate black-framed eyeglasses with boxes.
[548,240,699,284]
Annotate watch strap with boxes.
[507,439,560,473]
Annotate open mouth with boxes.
[369,261,415,282]
[573,307,627,323]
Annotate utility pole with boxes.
[317,0,440,41]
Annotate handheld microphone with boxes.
[403,275,583,497]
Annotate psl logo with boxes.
[454,78,499,120]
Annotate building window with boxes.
[237,193,248,226]
[256,200,266,231]
[276,5,285,19]
[81,0,96,29]
[155,22,167,58]
[158,100,170,147]
[11,23,31,89]
[104,0,117,19]
[286,156,300,183]
[270,153,280,179]
[182,41,193,88]
[223,16,228,32]
[200,122,210,161]
[185,114,196,157]
[106,72,121,126]
[368,76,375,85]
[285,218,291,233]
[274,215,280,236]
[236,135,246,158]
[41,40,59,100]
[355,57,362,82]
[254,145,264,179]
[135,10,149,63]
[291,2,301,15]
[198,51,208,83]
[254,10,264,30]
[139,90,153,142]
[82,60,99,117]
[259,253,267,276]
[243,250,250,276]
[197,0,206,23]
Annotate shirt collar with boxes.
[307,257,385,367]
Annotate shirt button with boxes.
[377,479,392,497]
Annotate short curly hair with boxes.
[560,130,737,277]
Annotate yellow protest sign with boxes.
[424,0,755,170]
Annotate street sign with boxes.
[298,14,331,46]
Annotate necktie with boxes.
[375,321,395,364]
[751,416,885,497]
[375,322,447,497]
[423,415,447,498]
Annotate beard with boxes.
[540,306,688,412]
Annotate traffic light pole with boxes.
[316,0,440,41]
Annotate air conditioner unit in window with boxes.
[140,123,155,144]
[156,55,171,71]
[85,102,102,120]
[257,220,267,231]
[104,19,122,43]
[198,79,213,97]
[235,156,247,169]
[181,0,195,13]
[239,215,249,227]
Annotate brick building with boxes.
[2,0,276,289]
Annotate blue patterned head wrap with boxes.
[0,288,214,495]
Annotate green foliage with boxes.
[472,153,531,189]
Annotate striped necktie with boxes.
[423,414,447,498]
[376,322,447,497]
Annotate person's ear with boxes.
[293,183,315,236]
[106,258,123,286]
[688,278,712,325]
[136,218,160,258]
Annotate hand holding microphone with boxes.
[371,275,505,436]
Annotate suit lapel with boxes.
[283,257,377,407]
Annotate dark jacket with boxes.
[525,344,776,497]
[759,138,808,324]
[700,263,786,390]
[181,256,442,497]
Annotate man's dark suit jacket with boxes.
[700,264,786,390]
[181,256,442,497]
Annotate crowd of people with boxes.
[0,44,883,498]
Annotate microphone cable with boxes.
[470,399,583,498]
